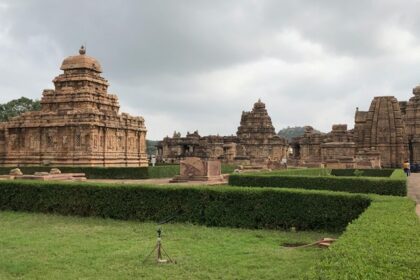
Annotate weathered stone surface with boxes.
[291,96,408,168]
[170,157,224,182]
[157,100,288,167]
[0,47,147,167]
[354,96,407,168]
[402,85,420,164]
[9,168,23,176]
[50,168,61,174]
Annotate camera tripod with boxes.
[142,227,176,264]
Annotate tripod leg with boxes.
[142,243,158,264]
[160,245,175,263]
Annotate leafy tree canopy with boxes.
[0,97,41,122]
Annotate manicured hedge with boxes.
[0,166,179,179]
[304,196,420,280]
[258,168,331,176]
[147,165,179,178]
[0,180,370,232]
[228,174,407,196]
[221,164,237,174]
[331,168,395,177]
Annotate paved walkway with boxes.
[407,173,420,217]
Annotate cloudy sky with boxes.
[1,0,420,139]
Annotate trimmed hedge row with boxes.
[0,180,370,232]
[261,168,332,176]
[228,174,407,196]
[331,168,395,177]
[304,196,420,280]
[0,165,180,179]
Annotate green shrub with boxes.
[0,180,370,232]
[228,174,407,196]
[0,166,180,179]
[221,164,237,174]
[390,169,407,179]
[353,169,364,177]
[304,196,420,280]
[331,169,395,177]
[148,165,179,178]
[261,168,332,177]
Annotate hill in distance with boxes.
[277,126,321,141]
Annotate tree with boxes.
[0,97,41,122]
[277,126,321,141]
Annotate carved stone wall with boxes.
[291,96,408,168]
[157,100,288,166]
[0,47,147,167]
[402,86,420,163]
[354,96,407,168]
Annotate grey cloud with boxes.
[1,0,420,139]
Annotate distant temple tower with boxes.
[235,99,288,163]
[402,85,420,163]
[0,46,148,166]
[156,99,288,166]
[354,96,407,168]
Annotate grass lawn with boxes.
[0,211,336,280]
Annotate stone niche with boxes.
[170,157,224,182]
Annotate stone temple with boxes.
[157,99,288,167]
[290,91,420,168]
[0,46,148,167]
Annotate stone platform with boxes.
[170,157,224,183]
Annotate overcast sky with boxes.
[1,0,420,139]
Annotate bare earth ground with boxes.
[407,173,420,217]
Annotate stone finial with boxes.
[79,45,86,55]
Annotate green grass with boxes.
[0,211,335,280]
[304,196,420,280]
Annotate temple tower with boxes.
[0,46,148,167]
[235,99,288,162]
[401,85,420,163]
[354,96,407,167]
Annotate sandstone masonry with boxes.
[0,46,147,167]
[157,100,288,166]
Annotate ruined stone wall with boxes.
[291,96,409,168]
[157,100,288,166]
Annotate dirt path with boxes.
[407,173,420,217]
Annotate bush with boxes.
[331,169,395,177]
[0,180,370,232]
[148,165,179,178]
[304,196,420,279]
[261,168,332,176]
[390,169,407,179]
[221,164,237,174]
[0,166,180,179]
[228,174,407,196]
